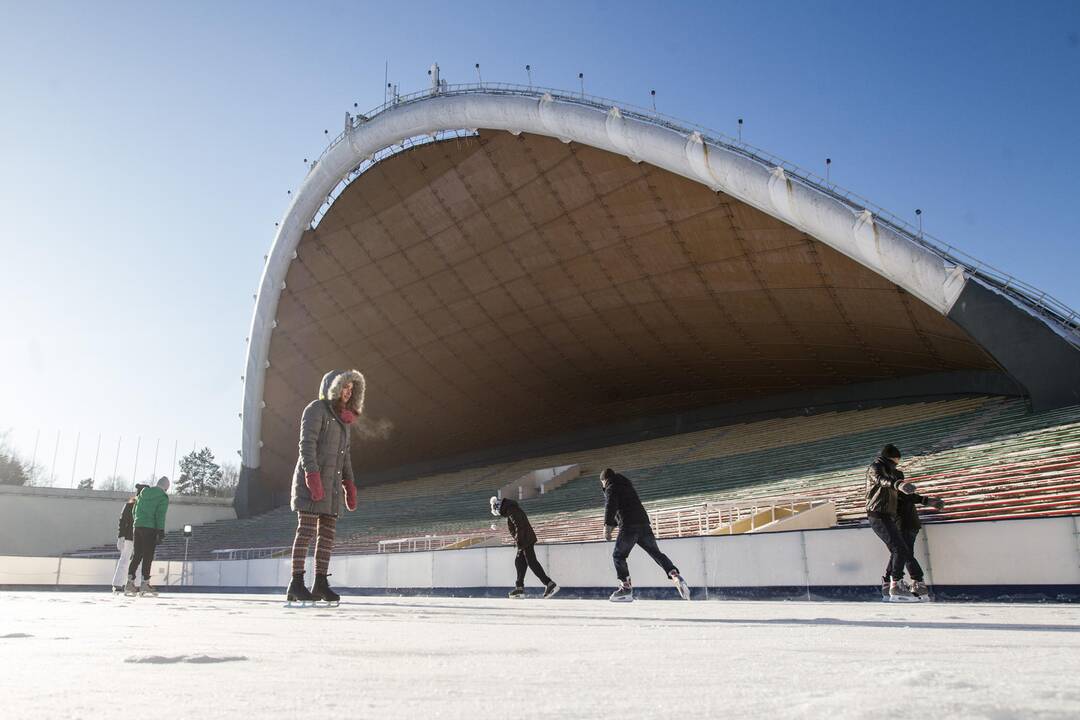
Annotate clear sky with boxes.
[1,1,1078,488]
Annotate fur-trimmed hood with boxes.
[318,369,365,415]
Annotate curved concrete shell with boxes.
[237,86,1080,515]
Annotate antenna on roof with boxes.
[429,62,441,94]
[578,72,584,98]
[738,118,743,143]
[915,208,923,237]
[650,89,656,112]
[475,62,482,84]
[526,64,532,88]
[825,157,831,183]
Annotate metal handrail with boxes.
[293,81,1078,341]
[377,532,494,554]
[649,496,834,537]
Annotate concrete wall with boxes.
[0,486,236,556]
[3,516,1078,601]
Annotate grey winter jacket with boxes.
[290,369,365,516]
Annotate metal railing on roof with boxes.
[299,81,1079,342]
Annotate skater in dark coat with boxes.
[891,488,945,600]
[601,468,690,602]
[286,369,364,607]
[866,444,935,601]
[111,484,147,592]
[490,496,559,599]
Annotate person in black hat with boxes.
[601,468,690,602]
[865,444,942,602]
[490,496,559,599]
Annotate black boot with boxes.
[286,573,314,606]
[311,573,340,606]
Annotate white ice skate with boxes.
[670,572,691,601]
[138,581,159,597]
[888,579,918,603]
[609,582,633,602]
[123,579,139,597]
[910,580,932,602]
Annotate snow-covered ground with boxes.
[2,592,1079,719]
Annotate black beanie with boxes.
[881,444,901,460]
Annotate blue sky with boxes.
[1,1,1077,487]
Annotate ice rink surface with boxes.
[2,591,1079,719]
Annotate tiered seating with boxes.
[130,396,1080,561]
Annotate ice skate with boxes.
[670,571,690,600]
[911,580,931,602]
[542,581,560,599]
[888,579,917,602]
[138,580,159,597]
[508,586,525,599]
[123,578,139,597]
[609,581,633,603]
[880,576,890,601]
[310,573,340,607]
[284,573,315,607]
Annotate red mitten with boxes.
[305,471,324,502]
[343,478,357,511]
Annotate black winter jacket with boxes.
[603,473,651,528]
[897,492,933,532]
[118,501,135,540]
[865,456,906,516]
[499,498,537,549]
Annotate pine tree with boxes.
[176,447,223,496]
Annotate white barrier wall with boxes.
[0,486,236,556]
[3,516,1079,594]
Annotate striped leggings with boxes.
[291,511,336,576]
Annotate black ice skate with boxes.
[609,580,633,603]
[508,586,525,599]
[311,573,340,607]
[881,575,890,601]
[138,580,159,597]
[123,578,139,597]
[542,581,560,599]
[670,571,690,600]
[285,573,315,607]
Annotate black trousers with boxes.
[893,528,924,582]
[869,514,919,582]
[612,524,678,582]
[515,545,552,587]
[128,527,159,581]
[511,546,548,587]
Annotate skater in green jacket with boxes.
[125,476,170,597]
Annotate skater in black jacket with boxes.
[866,444,942,602]
[490,496,559,599]
[890,487,945,600]
[601,468,690,602]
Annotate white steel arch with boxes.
[238,86,1049,469]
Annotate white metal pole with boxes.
[91,434,101,486]
[70,432,80,487]
[50,430,60,485]
[132,436,141,485]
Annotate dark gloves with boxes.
[305,471,324,502]
[343,478,357,512]
[897,482,916,495]
[156,530,165,542]
[928,497,946,511]
[604,525,615,541]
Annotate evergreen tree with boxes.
[176,447,223,496]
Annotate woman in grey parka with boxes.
[286,369,364,606]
